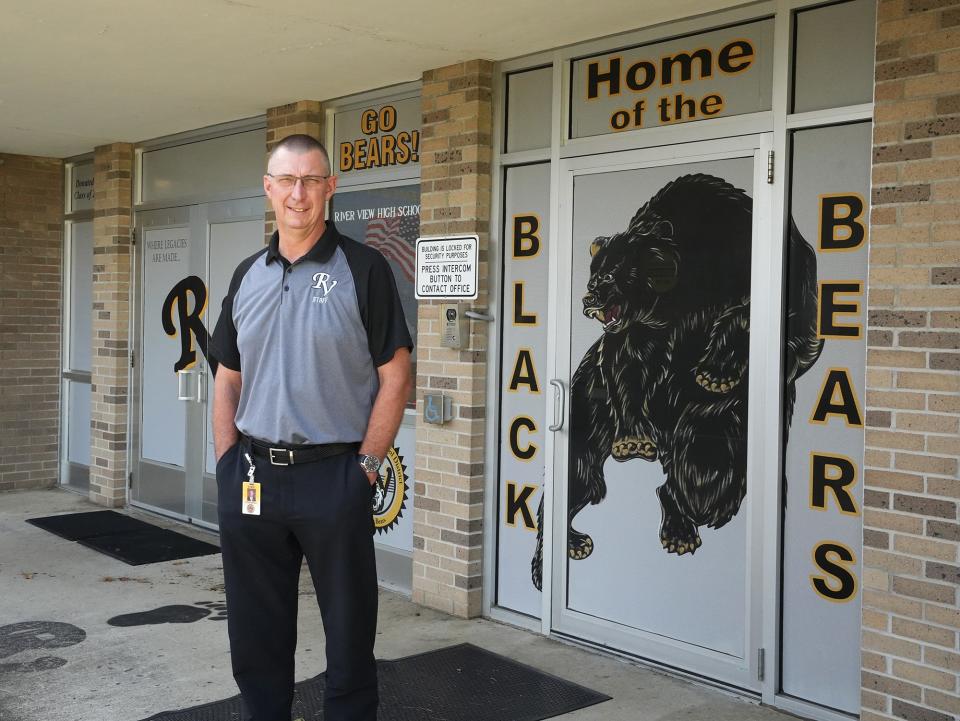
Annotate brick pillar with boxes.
[862,1,960,719]
[0,154,63,491]
[412,60,493,618]
[264,100,324,242]
[89,143,134,507]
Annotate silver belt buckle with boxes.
[269,447,294,466]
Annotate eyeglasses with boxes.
[266,173,330,189]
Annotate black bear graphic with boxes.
[531,173,821,589]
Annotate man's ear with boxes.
[263,174,273,197]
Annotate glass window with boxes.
[68,162,95,213]
[330,185,420,407]
[141,130,266,203]
[68,221,93,372]
[569,18,775,139]
[792,0,876,113]
[63,219,94,492]
[505,66,553,153]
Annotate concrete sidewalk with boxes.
[0,489,794,721]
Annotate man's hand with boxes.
[213,366,243,461]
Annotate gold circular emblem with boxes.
[372,447,407,533]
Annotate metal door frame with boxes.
[546,133,778,693]
[131,206,196,519]
[130,198,263,527]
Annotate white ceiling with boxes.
[1,0,744,158]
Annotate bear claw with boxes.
[661,531,702,556]
[568,531,594,560]
[612,436,657,461]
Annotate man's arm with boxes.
[359,347,413,483]
[213,366,243,460]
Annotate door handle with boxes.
[549,379,565,432]
[177,369,195,401]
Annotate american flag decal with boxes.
[364,214,419,282]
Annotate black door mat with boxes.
[27,511,220,565]
[26,510,148,540]
[78,526,220,565]
[142,643,610,721]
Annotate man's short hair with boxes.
[267,134,331,175]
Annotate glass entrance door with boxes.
[132,198,263,525]
[550,137,772,691]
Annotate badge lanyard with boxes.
[242,452,261,516]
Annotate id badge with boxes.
[242,481,261,515]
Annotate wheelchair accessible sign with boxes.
[415,235,478,300]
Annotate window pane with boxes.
[569,19,775,139]
[68,162,95,213]
[67,380,91,466]
[329,185,419,408]
[781,122,871,714]
[506,67,552,153]
[69,221,93,372]
[792,0,876,113]
[141,130,265,203]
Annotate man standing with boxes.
[210,133,412,721]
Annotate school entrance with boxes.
[555,137,770,690]
[490,3,873,719]
[498,135,774,691]
[127,100,423,592]
[131,198,263,526]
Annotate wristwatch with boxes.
[358,454,382,474]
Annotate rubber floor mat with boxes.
[27,510,220,565]
[141,643,610,721]
[77,526,220,565]
[26,510,148,540]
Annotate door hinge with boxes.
[130,228,137,245]
[130,351,135,368]
[766,151,775,184]
[128,472,133,488]
[757,648,766,681]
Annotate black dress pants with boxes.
[216,440,379,721]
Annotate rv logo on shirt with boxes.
[311,272,338,304]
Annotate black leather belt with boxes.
[246,437,359,466]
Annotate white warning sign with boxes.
[415,235,478,299]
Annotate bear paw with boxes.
[660,529,702,556]
[694,369,740,393]
[612,436,657,461]
[658,509,703,556]
[568,529,594,560]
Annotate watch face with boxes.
[360,455,380,473]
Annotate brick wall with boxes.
[863,1,960,718]
[0,154,63,491]
[264,100,324,242]
[412,60,493,618]
[89,143,134,507]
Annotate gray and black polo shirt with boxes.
[210,223,413,445]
